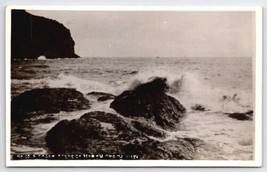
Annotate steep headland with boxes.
[11,10,79,60]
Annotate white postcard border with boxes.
[5,5,263,167]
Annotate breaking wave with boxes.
[120,69,253,113]
[13,69,253,114]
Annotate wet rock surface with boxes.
[87,91,116,101]
[45,111,147,154]
[122,139,196,160]
[11,88,90,121]
[45,111,198,159]
[227,110,253,121]
[191,104,206,111]
[110,77,186,130]
[131,120,167,138]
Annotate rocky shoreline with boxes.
[11,77,253,160]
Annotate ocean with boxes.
[10,57,254,160]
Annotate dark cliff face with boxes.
[11,10,80,60]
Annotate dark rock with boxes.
[79,111,143,142]
[228,110,253,120]
[245,110,253,116]
[11,88,90,121]
[122,70,138,75]
[131,120,167,138]
[31,64,50,68]
[45,111,146,154]
[98,95,115,101]
[86,91,112,96]
[11,10,79,60]
[128,71,138,75]
[45,118,105,153]
[110,77,186,130]
[87,91,116,101]
[35,116,57,123]
[182,138,206,148]
[33,115,58,124]
[45,111,198,159]
[122,139,195,160]
[134,77,169,93]
[191,104,206,111]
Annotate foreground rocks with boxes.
[110,77,186,130]
[45,111,199,159]
[45,111,144,154]
[123,139,196,160]
[11,88,90,121]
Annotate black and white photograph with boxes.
[6,6,262,167]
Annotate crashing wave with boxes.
[123,69,253,113]
[13,69,253,114]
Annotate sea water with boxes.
[10,57,254,160]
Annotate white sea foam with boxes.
[46,73,114,94]
[120,69,253,113]
[165,111,254,160]
[13,69,252,114]
[37,55,47,60]
[11,57,254,160]
[169,73,253,113]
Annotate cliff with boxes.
[11,10,80,60]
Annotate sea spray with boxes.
[13,69,253,114]
[46,73,115,94]
[10,57,254,160]
[121,69,253,113]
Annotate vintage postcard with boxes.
[6,6,262,167]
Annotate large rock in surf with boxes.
[45,111,147,154]
[11,10,79,60]
[45,111,198,160]
[110,77,186,130]
[11,88,90,121]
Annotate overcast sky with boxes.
[28,10,255,58]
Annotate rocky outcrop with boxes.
[11,88,90,121]
[45,111,148,154]
[227,110,253,121]
[45,111,198,159]
[110,77,186,130]
[122,139,196,160]
[191,104,206,111]
[87,91,116,102]
[11,10,79,60]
